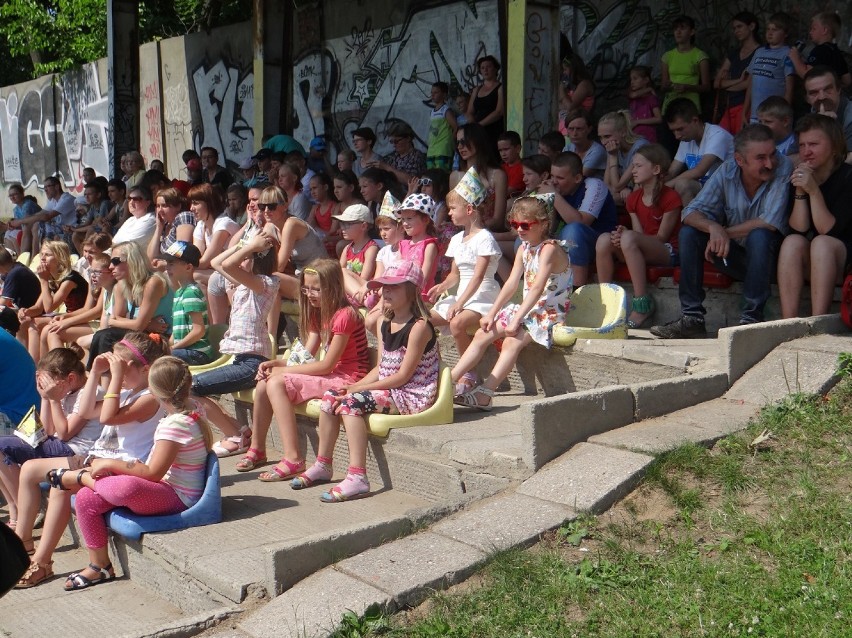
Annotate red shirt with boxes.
[502,162,525,195]
[626,185,682,250]
[311,306,371,380]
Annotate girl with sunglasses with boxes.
[452,195,572,411]
[238,259,370,479]
[451,123,508,235]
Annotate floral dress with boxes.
[496,240,572,348]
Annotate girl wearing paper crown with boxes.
[428,168,502,394]
[452,194,573,411]
[363,191,405,333]
[398,192,440,303]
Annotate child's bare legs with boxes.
[15,457,71,547]
[0,455,22,521]
[28,486,74,571]
[341,414,369,469]
[620,230,670,325]
[257,375,305,479]
[448,310,480,356]
[193,395,241,439]
[451,324,504,384]
[243,378,275,461]
[46,324,92,352]
[595,233,619,283]
[454,328,533,408]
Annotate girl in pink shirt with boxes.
[237,259,371,481]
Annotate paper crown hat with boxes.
[452,166,487,206]
[377,190,401,221]
[531,192,556,216]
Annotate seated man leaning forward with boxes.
[665,98,734,206]
[551,151,618,287]
[651,124,792,338]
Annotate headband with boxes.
[118,339,148,366]
[303,267,318,274]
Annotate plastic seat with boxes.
[15,251,30,264]
[28,253,41,272]
[105,453,221,541]
[612,264,675,284]
[290,365,454,437]
[552,283,628,347]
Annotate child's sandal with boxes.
[235,448,268,472]
[15,560,54,588]
[453,385,494,412]
[212,426,252,458]
[46,468,71,490]
[290,461,334,490]
[320,473,370,503]
[258,458,305,482]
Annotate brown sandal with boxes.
[15,560,54,588]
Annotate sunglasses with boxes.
[128,195,148,202]
[419,177,433,186]
[456,138,470,148]
[256,202,285,211]
[109,256,127,266]
[509,220,540,231]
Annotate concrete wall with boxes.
[0,21,253,213]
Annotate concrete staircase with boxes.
[2,316,846,638]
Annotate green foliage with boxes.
[837,352,852,378]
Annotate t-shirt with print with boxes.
[343,239,378,275]
[674,123,734,183]
[172,283,212,357]
[626,185,683,251]
[89,388,164,462]
[150,411,209,507]
[747,45,794,120]
[562,177,618,234]
[661,47,709,112]
[61,386,105,456]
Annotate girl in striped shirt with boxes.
[62,356,213,591]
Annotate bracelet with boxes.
[103,393,120,399]
[794,194,809,201]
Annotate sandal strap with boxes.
[631,294,655,314]
[89,562,113,578]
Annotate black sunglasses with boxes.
[109,256,127,266]
[456,138,470,148]
[257,202,285,211]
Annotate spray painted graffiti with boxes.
[523,8,555,149]
[0,62,107,191]
[142,82,163,161]
[292,1,500,156]
[191,60,254,166]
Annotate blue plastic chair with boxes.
[105,452,221,541]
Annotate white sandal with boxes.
[212,426,251,458]
[453,385,494,412]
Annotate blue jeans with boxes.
[191,353,268,396]
[557,222,600,266]
[678,225,782,323]
[172,348,213,365]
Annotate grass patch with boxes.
[346,377,852,637]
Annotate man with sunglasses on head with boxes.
[112,185,157,250]
[550,151,617,287]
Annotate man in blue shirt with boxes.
[0,312,38,434]
[551,152,618,287]
[651,124,792,338]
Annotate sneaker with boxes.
[649,315,707,339]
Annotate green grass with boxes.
[341,376,852,638]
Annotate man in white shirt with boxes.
[665,98,735,205]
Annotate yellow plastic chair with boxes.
[552,283,628,348]
[28,253,41,272]
[16,251,30,265]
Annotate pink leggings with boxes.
[75,476,186,549]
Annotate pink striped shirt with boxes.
[150,412,209,507]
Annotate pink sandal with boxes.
[235,448,268,472]
[258,457,305,482]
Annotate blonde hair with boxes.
[599,110,640,146]
[41,240,73,282]
[446,190,483,218]
[148,356,214,450]
[112,331,171,368]
[298,259,350,346]
[113,241,162,306]
[509,197,552,236]
[382,281,432,322]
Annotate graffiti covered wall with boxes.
[0,62,109,199]
[1,21,253,214]
[291,0,502,157]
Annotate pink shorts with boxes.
[279,371,357,404]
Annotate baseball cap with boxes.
[239,158,257,170]
[333,204,372,224]
[186,158,202,171]
[309,137,326,151]
[367,260,424,290]
[251,148,272,161]
[162,240,201,267]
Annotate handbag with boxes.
[286,338,317,366]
